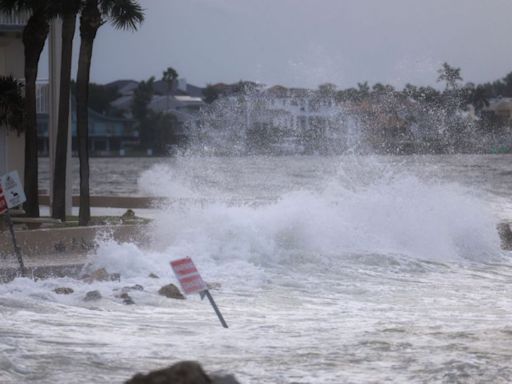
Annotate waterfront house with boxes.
[36,83,137,157]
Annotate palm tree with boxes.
[76,0,143,225]
[52,0,81,221]
[437,62,463,91]
[0,75,24,133]
[0,0,57,217]
[162,66,178,110]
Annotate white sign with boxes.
[0,171,26,209]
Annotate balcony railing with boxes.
[0,11,29,30]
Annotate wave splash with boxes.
[92,158,504,283]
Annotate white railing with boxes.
[0,11,29,27]
[36,82,49,114]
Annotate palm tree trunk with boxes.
[76,1,101,226]
[22,14,50,218]
[52,12,77,221]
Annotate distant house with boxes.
[486,97,512,121]
[109,77,206,135]
[0,11,27,177]
[37,84,137,156]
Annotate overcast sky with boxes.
[50,0,512,89]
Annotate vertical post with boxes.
[204,290,228,328]
[4,211,26,277]
[49,18,72,217]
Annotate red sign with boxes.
[170,257,207,295]
[0,187,7,215]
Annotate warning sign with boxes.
[0,187,7,215]
[170,257,207,295]
[0,171,26,209]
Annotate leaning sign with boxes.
[0,171,26,208]
[170,257,228,328]
[0,170,27,277]
[171,257,208,294]
[0,187,7,215]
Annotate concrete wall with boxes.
[0,35,24,78]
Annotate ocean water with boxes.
[2,154,512,383]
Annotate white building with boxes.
[0,12,71,214]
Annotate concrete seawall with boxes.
[0,224,149,282]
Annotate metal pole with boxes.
[4,211,26,277]
[204,290,228,328]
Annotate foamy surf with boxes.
[1,155,511,384]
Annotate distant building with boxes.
[486,97,512,121]
[109,77,206,138]
[36,83,137,156]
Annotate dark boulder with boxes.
[84,290,102,301]
[497,222,512,250]
[158,284,185,300]
[120,292,135,305]
[125,361,241,384]
[54,287,74,295]
[121,284,144,293]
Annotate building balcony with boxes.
[0,11,29,32]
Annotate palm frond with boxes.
[100,0,143,30]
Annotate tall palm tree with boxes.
[76,0,143,225]
[51,0,81,221]
[0,0,57,217]
[162,66,178,110]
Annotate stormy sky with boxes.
[46,0,512,89]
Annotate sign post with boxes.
[0,171,27,277]
[171,257,228,328]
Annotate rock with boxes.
[158,284,185,300]
[125,361,212,384]
[497,222,512,250]
[124,361,241,384]
[54,287,74,295]
[121,209,136,222]
[120,293,135,305]
[121,284,144,293]
[148,273,159,279]
[84,290,102,301]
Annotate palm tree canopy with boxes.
[0,0,58,15]
[100,0,144,30]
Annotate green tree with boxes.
[131,76,154,149]
[52,0,81,221]
[203,84,220,104]
[162,66,178,110]
[71,81,121,115]
[0,0,59,217]
[437,62,463,90]
[76,0,144,225]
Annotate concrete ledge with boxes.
[39,195,166,209]
[0,224,149,258]
[0,224,150,282]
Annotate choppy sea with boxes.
[1,154,512,383]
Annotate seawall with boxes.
[0,224,149,282]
